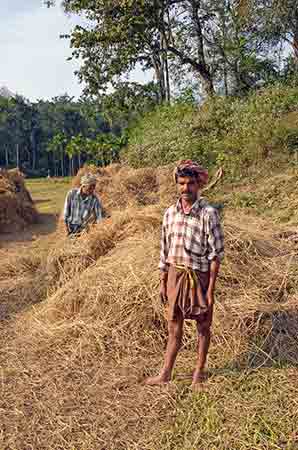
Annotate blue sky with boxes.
[0,1,85,100]
[0,1,151,101]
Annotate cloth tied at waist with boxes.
[166,265,209,320]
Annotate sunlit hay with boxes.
[0,168,38,232]
[3,165,298,449]
[1,236,173,450]
[71,163,224,214]
[0,252,42,280]
[0,270,47,322]
[73,164,159,210]
[157,163,177,206]
[2,216,298,449]
[46,207,162,291]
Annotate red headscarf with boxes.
[173,160,209,186]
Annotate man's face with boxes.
[177,176,200,203]
[81,184,96,196]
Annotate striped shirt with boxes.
[159,197,224,273]
[63,188,102,226]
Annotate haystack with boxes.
[73,164,160,212]
[0,168,38,232]
[2,211,298,449]
[3,164,298,449]
[72,163,221,214]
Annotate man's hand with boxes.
[206,289,214,308]
[205,289,214,327]
[205,303,214,328]
[160,279,168,305]
[65,223,69,235]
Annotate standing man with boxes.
[63,173,103,235]
[145,160,224,389]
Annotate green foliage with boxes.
[100,81,159,133]
[123,103,209,167]
[60,0,282,99]
[124,81,298,177]
[0,79,157,176]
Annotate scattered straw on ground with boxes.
[1,165,298,449]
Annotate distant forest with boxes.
[0,83,158,177]
[1,0,298,176]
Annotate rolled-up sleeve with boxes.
[94,197,103,223]
[207,208,224,262]
[158,213,170,273]
[63,190,72,223]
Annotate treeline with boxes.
[0,83,158,176]
[1,0,298,176]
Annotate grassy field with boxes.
[26,177,70,215]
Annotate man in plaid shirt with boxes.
[145,160,224,389]
[63,173,103,235]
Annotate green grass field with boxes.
[26,177,70,215]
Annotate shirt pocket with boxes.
[184,216,207,257]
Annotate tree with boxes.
[55,0,217,97]
[52,0,279,98]
[99,81,159,133]
[241,0,298,69]
[59,0,170,100]
[47,132,67,176]
[0,97,14,167]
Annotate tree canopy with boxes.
[0,82,158,175]
[50,0,297,99]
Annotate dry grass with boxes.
[73,163,176,213]
[1,165,298,449]
[0,168,38,232]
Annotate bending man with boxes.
[146,160,224,389]
[63,173,103,235]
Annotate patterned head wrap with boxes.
[173,160,208,186]
[80,173,97,186]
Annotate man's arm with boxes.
[207,257,220,306]
[159,214,170,275]
[158,213,170,303]
[93,197,103,223]
[63,190,72,233]
[206,209,224,306]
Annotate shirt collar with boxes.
[78,187,92,199]
[176,197,206,215]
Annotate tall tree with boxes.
[240,0,298,69]
[57,0,218,97]
[55,0,278,98]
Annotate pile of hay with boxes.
[2,204,298,449]
[0,168,38,232]
[73,163,176,213]
[47,206,161,291]
[2,164,298,449]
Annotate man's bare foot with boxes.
[176,369,195,380]
[144,373,171,386]
[191,370,208,390]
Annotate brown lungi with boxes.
[166,265,210,321]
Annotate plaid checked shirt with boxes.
[159,197,224,273]
[63,188,102,226]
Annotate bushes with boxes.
[123,103,199,167]
[123,82,298,178]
